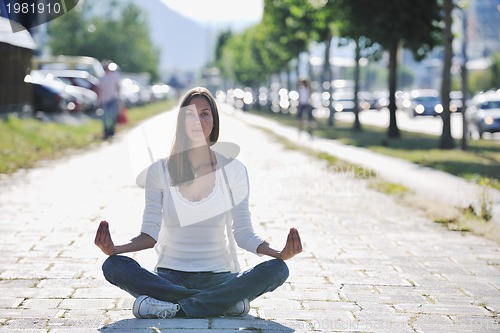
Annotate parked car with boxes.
[403,89,443,117]
[331,91,373,112]
[449,90,470,113]
[36,69,100,93]
[466,89,500,138]
[25,72,77,113]
[60,80,98,113]
[32,55,105,78]
[332,91,355,112]
[120,78,141,107]
[358,91,376,110]
[373,90,390,110]
[31,70,98,113]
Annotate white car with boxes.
[466,90,500,138]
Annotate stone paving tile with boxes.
[0,299,24,308]
[1,319,48,330]
[0,328,48,333]
[58,299,115,310]
[250,298,301,311]
[0,109,499,332]
[0,309,62,319]
[62,309,107,319]
[72,287,127,299]
[394,303,492,316]
[20,299,63,309]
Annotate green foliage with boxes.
[219,0,444,100]
[343,0,442,60]
[220,27,268,86]
[260,0,312,72]
[48,1,159,81]
[489,51,500,89]
[452,51,500,95]
[219,0,318,85]
[370,181,410,195]
[306,0,338,43]
[0,116,101,174]
[335,0,443,138]
[469,69,493,94]
[477,178,493,221]
[213,30,232,66]
[397,66,415,89]
[0,100,174,175]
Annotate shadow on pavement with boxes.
[98,316,295,332]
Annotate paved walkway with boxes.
[0,106,498,332]
[236,108,500,226]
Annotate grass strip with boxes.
[252,110,500,191]
[0,99,175,175]
[253,114,500,244]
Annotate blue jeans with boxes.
[297,103,313,121]
[101,98,118,138]
[102,255,289,318]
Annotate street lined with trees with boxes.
[214,0,499,150]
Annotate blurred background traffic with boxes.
[1,0,499,140]
[0,0,499,182]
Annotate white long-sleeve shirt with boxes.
[98,71,120,104]
[141,155,265,273]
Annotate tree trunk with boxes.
[387,40,400,138]
[325,35,335,126]
[353,38,362,132]
[461,7,468,151]
[286,66,292,92]
[306,51,313,82]
[296,57,300,82]
[439,0,455,149]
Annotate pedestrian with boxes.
[97,60,121,139]
[94,86,302,319]
[297,78,313,134]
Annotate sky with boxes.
[160,0,263,29]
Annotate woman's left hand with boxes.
[279,228,302,260]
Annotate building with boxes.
[0,17,37,114]
[467,0,500,59]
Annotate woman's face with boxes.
[184,95,214,146]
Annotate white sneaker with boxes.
[223,299,250,317]
[133,295,180,319]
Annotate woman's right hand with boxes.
[94,220,116,256]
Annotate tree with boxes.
[307,0,340,126]
[260,0,313,89]
[213,30,232,67]
[334,0,383,132]
[458,0,469,151]
[491,52,500,89]
[345,0,442,138]
[439,0,455,149]
[47,2,87,56]
[48,2,159,81]
[219,26,268,87]
[219,0,314,90]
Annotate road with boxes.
[331,108,500,141]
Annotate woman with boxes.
[94,87,302,319]
[97,60,121,139]
[297,78,313,133]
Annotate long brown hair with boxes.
[167,87,220,185]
